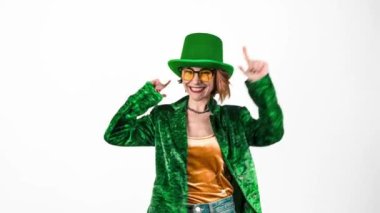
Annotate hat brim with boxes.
[168,59,234,78]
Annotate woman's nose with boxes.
[191,72,201,84]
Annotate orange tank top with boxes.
[187,134,234,204]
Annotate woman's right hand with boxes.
[151,79,171,97]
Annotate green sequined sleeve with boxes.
[104,82,163,146]
[241,74,284,146]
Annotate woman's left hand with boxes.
[239,46,269,82]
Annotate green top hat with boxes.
[168,33,234,78]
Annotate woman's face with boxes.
[181,67,215,102]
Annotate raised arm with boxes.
[104,82,164,146]
[240,74,284,146]
[238,47,284,146]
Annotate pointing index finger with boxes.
[243,46,251,63]
[163,80,171,87]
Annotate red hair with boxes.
[212,70,231,103]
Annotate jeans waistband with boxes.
[187,196,235,213]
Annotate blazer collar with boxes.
[170,95,229,161]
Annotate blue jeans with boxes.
[187,196,236,213]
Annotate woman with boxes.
[104,33,284,213]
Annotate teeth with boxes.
[190,87,204,92]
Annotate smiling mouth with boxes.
[189,86,206,93]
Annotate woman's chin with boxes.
[188,93,211,102]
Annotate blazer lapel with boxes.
[170,96,189,162]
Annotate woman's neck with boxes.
[188,98,209,112]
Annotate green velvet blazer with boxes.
[104,74,284,213]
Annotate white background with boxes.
[1,0,379,212]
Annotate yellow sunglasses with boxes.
[181,67,215,82]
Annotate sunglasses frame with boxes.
[179,67,216,82]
